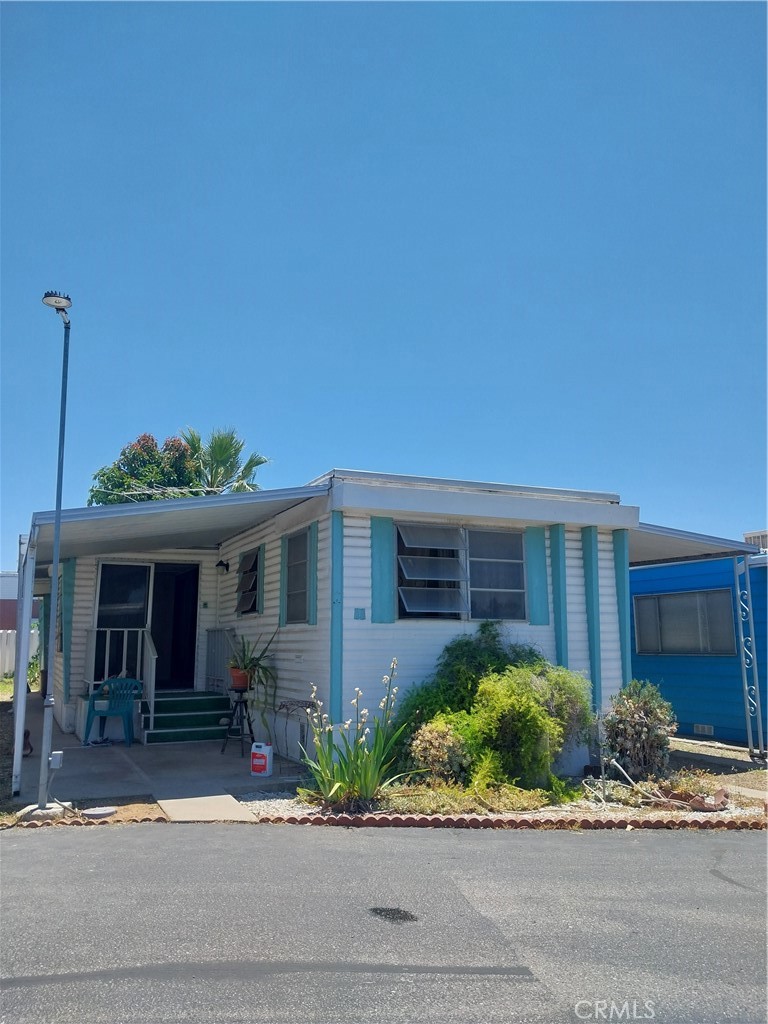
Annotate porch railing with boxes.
[142,630,158,732]
[85,627,158,736]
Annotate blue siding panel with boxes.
[630,558,767,746]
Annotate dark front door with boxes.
[150,563,199,690]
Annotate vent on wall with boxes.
[693,723,714,737]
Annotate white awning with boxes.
[29,484,330,570]
[629,523,758,566]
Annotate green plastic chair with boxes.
[83,678,142,746]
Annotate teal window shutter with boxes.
[307,521,318,626]
[523,527,549,625]
[371,517,396,623]
[278,537,288,627]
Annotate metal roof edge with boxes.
[29,483,331,530]
[636,522,759,554]
[308,468,622,504]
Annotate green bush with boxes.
[472,670,562,788]
[526,664,593,749]
[393,622,544,756]
[602,679,677,780]
[394,624,594,793]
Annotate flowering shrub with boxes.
[407,717,473,784]
[602,680,677,779]
[300,659,409,811]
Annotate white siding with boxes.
[341,515,557,710]
[564,528,590,678]
[217,508,332,751]
[597,528,623,707]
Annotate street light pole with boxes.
[37,291,72,809]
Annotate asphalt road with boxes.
[1,825,766,1024]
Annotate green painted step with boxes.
[140,690,237,743]
[142,711,232,730]
[144,725,228,744]
[141,693,231,715]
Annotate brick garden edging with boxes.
[249,812,766,830]
[8,812,766,830]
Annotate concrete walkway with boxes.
[13,694,307,815]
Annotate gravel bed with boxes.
[238,791,319,818]
[236,792,765,824]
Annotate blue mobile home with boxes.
[630,554,766,748]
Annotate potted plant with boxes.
[228,629,279,714]
[228,636,260,691]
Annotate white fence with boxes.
[0,629,40,677]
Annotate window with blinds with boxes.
[634,589,735,655]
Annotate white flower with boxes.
[350,696,358,706]
[361,709,369,717]
[379,698,387,709]
[364,727,370,736]
[344,719,352,729]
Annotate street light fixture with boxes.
[37,291,72,809]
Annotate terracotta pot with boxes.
[229,668,250,691]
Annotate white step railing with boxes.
[85,627,158,737]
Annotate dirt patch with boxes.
[0,702,16,802]
[710,769,767,793]
[74,796,168,824]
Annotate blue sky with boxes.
[1,1,765,567]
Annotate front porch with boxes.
[14,693,308,806]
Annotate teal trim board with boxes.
[61,559,76,702]
[523,527,549,625]
[371,517,396,623]
[549,525,568,666]
[581,527,601,710]
[330,512,344,721]
[612,529,631,686]
[278,537,288,627]
[307,522,318,627]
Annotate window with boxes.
[396,524,526,621]
[285,530,309,624]
[236,548,262,615]
[634,589,736,655]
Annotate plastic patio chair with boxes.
[83,678,143,747]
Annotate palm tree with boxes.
[181,427,268,494]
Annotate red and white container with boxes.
[250,742,273,778]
